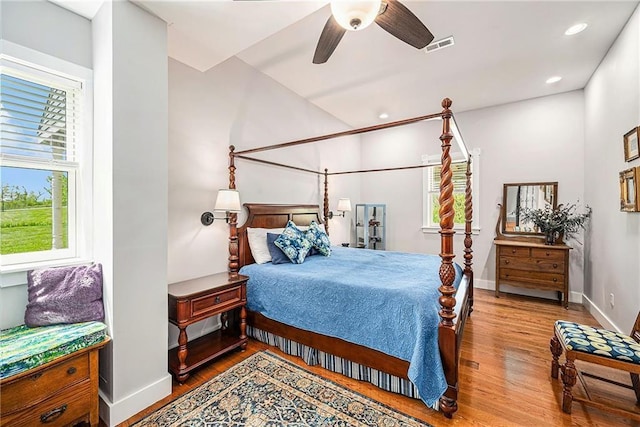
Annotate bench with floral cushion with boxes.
[550,313,640,420]
[0,263,109,426]
[0,321,108,379]
[0,321,109,426]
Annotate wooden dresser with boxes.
[0,339,109,427]
[494,239,571,308]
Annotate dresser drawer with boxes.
[0,379,90,427]
[499,246,530,258]
[1,353,89,415]
[531,247,566,261]
[499,256,564,272]
[499,268,565,291]
[191,285,242,318]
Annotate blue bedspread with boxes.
[240,246,463,407]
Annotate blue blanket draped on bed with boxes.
[240,246,463,407]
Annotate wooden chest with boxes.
[494,239,571,308]
[0,340,108,427]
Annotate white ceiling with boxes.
[52,0,639,128]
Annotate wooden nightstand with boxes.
[168,272,248,383]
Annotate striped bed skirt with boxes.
[247,325,428,406]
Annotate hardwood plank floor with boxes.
[117,289,639,426]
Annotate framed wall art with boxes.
[623,126,639,162]
[619,167,639,212]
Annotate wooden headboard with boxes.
[237,204,324,268]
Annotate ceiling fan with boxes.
[313,0,434,64]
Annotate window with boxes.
[1,57,85,267]
[422,149,480,233]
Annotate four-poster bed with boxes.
[223,99,474,418]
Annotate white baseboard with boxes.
[474,279,582,304]
[99,373,172,426]
[581,294,621,332]
[476,280,622,332]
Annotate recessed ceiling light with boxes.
[565,23,588,36]
[546,76,562,84]
[378,112,389,119]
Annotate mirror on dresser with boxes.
[500,181,558,235]
[494,181,570,308]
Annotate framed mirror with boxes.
[501,182,558,234]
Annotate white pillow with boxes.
[247,227,284,264]
[296,223,326,232]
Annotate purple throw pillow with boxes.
[25,263,105,327]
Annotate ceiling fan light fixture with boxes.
[331,0,382,31]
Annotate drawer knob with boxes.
[40,404,67,424]
[511,249,516,254]
[546,252,550,256]
[553,278,558,282]
[553,263,558,269]
[67,367,77,375]
[504,260,510,264]
[215,296,221,304]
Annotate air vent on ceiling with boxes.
[425,36,455,53]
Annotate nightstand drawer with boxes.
[1,353,89,415]
[1,379,90,427]
[191,285,242,318]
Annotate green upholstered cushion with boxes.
[555,320,640,364]
[0,321,108,380]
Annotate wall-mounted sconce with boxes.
[201,189,242,225]
[327,198,352,219]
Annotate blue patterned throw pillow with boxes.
[305,220,331,256]
[274,221,313,264]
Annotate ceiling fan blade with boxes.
[313,15,347,64]
[375,0,434,50]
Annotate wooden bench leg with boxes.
[550,335,562,379]
[560,355,577,414]
[632,373,640,404]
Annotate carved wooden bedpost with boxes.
[438,98,458,418]
[228,145,239,276]
[323,168,330,236]
[464,158,474,313]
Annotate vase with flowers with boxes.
[520,202,592,245]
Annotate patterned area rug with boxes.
[133,351,432,426]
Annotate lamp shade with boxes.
[214,189,241,212]
[337,198,352,212]
[330,0,381,31]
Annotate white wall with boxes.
[360,91,586,303]
[167,57,361,343]
[584,5,640,333]
[93,1,171,425]
[0,0,91,68]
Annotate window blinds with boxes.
[428,163,467,192]
[0,65,80,163]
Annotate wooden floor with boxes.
[118,289,640,426]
